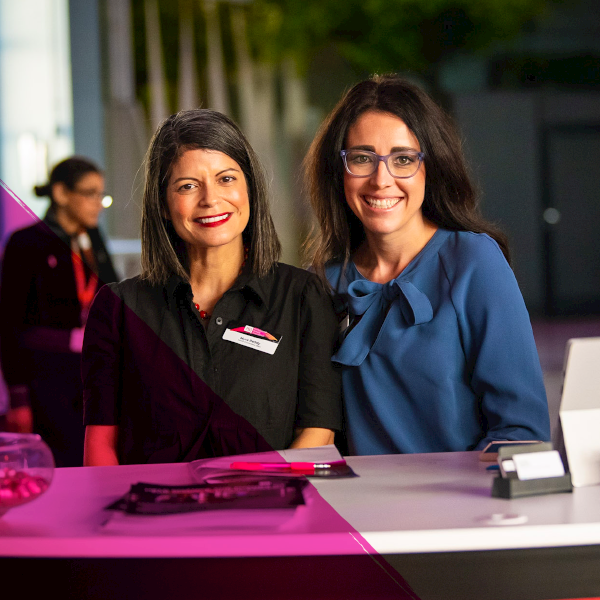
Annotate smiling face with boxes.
[165,148,250,253]
[343,110,427,245]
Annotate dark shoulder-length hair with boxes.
[304,74,509,284]
[141,109,281,285]
[34,156,101,202]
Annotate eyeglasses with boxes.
[340,149,424,179]
[73,188,108,201]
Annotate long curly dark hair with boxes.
[304,75,509,284]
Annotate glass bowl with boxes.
[0,433,55,517]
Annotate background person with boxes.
[305,75,550,455]
[0,157,118,466]
[83,109,341,466]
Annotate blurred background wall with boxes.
[0,0,598,316]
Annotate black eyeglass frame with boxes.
[340,149,425,179]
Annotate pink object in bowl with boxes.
[0,433,54,516]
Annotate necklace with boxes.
[194,245,248,320]
[194,307,210,320]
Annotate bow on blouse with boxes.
[332,278,433,367]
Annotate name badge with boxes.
[222,325,282,355]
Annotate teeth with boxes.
[364,196,401,209]
[198,214,229,224]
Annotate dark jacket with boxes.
[0,207,118,466]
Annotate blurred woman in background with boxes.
[0,157,117,466]
[82,109,341,466]
[305,75,550,455]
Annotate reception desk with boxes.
[2,452,599,599]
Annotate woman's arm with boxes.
[84,425,119,466]
[450,235,551,448]
[81,284,123,464]
[0,231,37,406]
[294,276,343,445]
[6,406,33,433]
[290,427,335,449]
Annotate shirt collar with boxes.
[42,206,70,244]
[43,205,99,246]
[229,266,272,309]
[165,274,190,306]
[165,266,273,310]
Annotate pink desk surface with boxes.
[0,460,370,558]
[2,452,600,558]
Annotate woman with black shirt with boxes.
[82,109,341,466]
[0,157,118,466]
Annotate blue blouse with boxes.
[326,229,550,455]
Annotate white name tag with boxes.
[511,450,566,481]
[222,325,282,355]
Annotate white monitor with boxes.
[559,337,600,487]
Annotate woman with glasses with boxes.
[82,109,341,466]
[0,157,117,466]
[304,75,550,455]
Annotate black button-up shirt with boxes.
[83,263,342,464]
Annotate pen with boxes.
[229,460,347,473]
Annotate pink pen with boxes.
[230,460,347,473]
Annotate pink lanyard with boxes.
[71,245,98,325]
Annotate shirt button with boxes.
[215,317,223,325]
